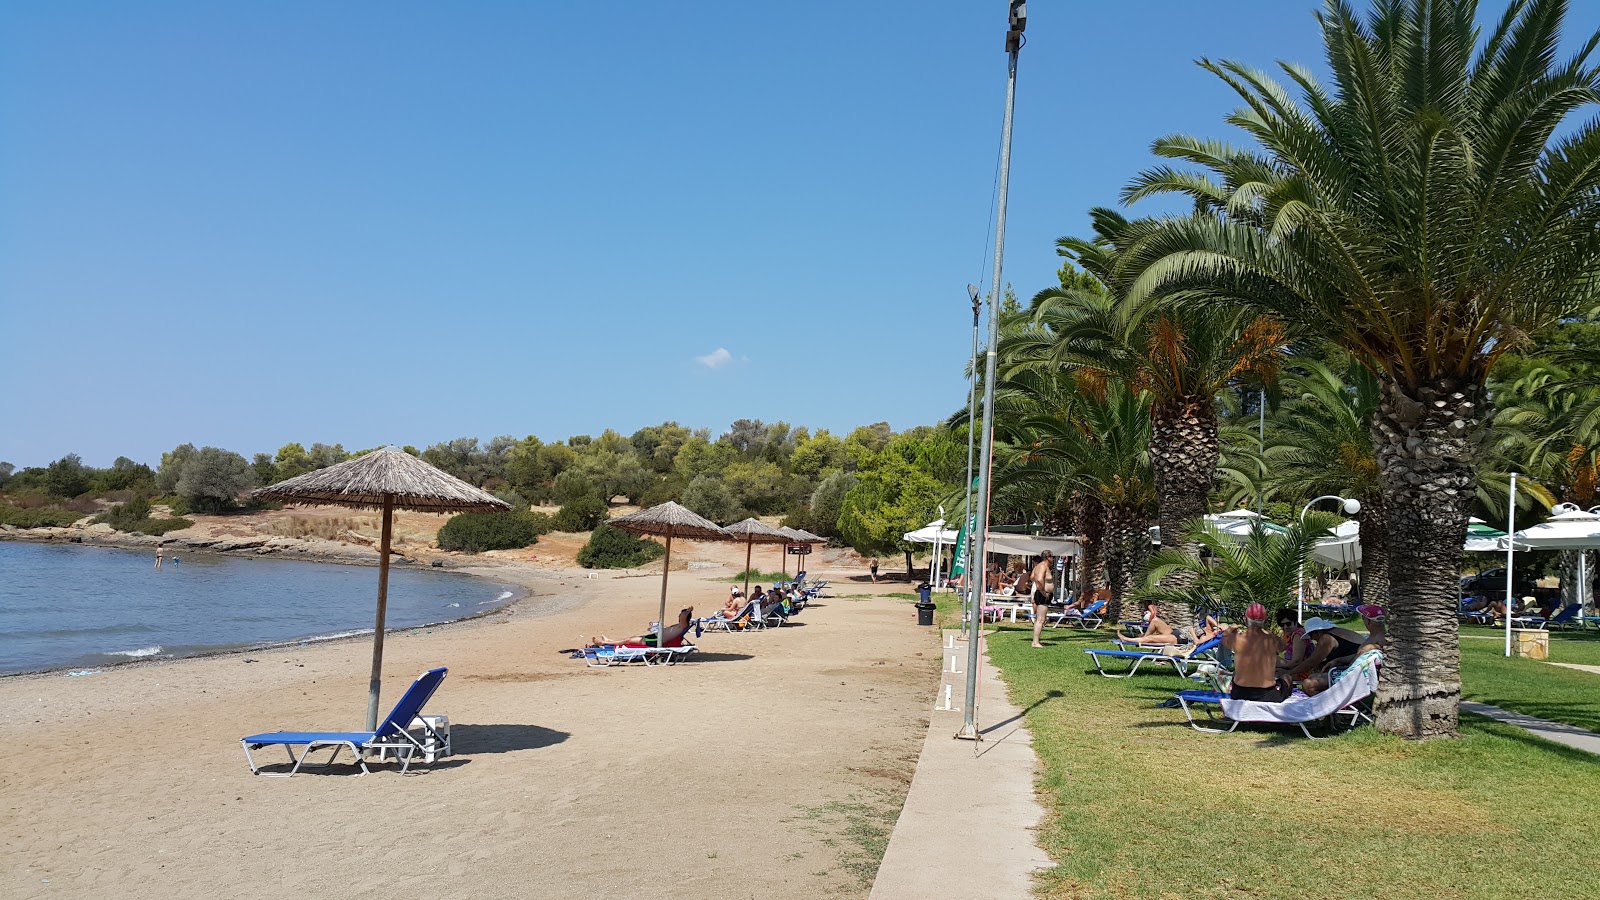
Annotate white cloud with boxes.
[696,347,734,369]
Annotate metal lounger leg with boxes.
[1177,696,1239,734]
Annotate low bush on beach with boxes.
[438,510,543,553]
[0,503,81,528]
[553,497,609,532]
[266,514,378,541]
[95,496,195,535]
[723,568,791,584]
[577,524,665,568]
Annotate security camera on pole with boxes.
[958,0,1025,743]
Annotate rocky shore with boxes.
[0,520,410,567]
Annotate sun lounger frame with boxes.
[241,667,448,777]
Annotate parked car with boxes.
[1460,568,1536,601]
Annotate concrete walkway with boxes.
[870,629,1051,899]
[1550,662,1600,676]
[1461,702,1600,755]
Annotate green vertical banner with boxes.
[950,477,980,578]
[949,511,977,577]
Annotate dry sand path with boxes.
[0,563,938,899]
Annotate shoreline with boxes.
[0,537,585,680]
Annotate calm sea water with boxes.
[0,541,519,674]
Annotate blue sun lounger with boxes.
[241,667,448,776]
[1048,599,1108,629]
[1083,636,1223,678]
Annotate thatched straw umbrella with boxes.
[774,526,813,578]
[251,446,509,729]
[724,518,790,600]
[606,501,729,645]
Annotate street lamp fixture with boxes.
[1296,495,1361,622]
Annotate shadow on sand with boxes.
[452,724,570,754]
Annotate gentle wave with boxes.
[497,590,514,601]
[106,646,163,658]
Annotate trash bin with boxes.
[915,602,936,626]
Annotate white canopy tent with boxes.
[983,533,1080,558]
[1508,505,1600,623]
[903,519,961,588]
[903,521,960,544]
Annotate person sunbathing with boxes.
[719,591,746,618]
[1119,603,1181,645]
[589,607,695,649]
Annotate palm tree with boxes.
[1137,519,1331,620]
[1264,357,1389,606]
[1498,365,1600,606]
[1041,232,1284,625]
[1112,0,1600,737]
[1007,378,1157,618]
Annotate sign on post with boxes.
[786,543,811,556]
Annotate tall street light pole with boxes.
[959,0,1025,742]
[1297,495,1360,623]
[961,284,982,624]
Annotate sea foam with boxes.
[107,646,162,658]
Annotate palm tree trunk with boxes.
[1559,550,1581,609]
[1356,492,1390,608]
[1103,506,1149,622]
[1150,394,1219,625]
[1075,495,1109,598]
[1369,377,1483,739]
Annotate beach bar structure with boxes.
[251,446,509,730]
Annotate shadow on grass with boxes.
[1461,712,1600,764]
[452,724,569,754]
[982,688,1065,735]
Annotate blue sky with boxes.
[4,1,1597,468]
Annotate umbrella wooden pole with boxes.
[744,538,754,601]
[366,495,394,731]
[658,526,674,645]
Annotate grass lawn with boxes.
[1459,630,1600,732]
[983,624,1600,900]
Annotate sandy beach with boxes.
[0,551,939,899]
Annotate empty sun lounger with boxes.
[1048,599,1107,629]
[1176,651,1381,738]
[1083,636,1223,678]
[241,667,448,777]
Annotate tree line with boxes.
[0,420,967,556]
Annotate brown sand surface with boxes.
[0,555,936,900]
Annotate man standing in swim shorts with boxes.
[1223,603,1291,702]
[1029,550,1055,648]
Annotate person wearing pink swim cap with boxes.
[1223,601,1291,702]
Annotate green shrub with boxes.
[553,497,609,532]
[0,504,81,528]
[97,496,152,530]
[437,510,542,553]
[523,510,555,536]
[577,524,665,569]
